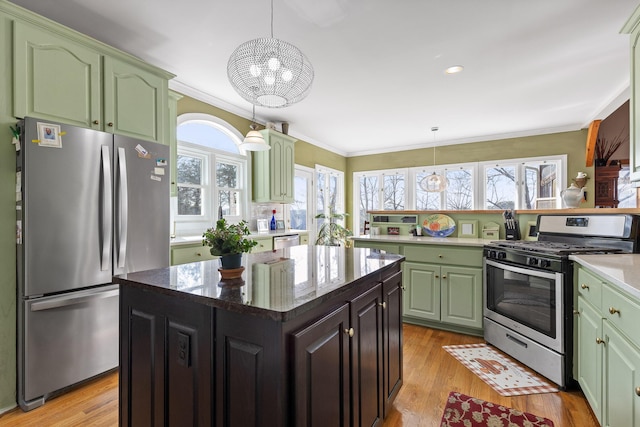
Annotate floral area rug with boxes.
[442,343,558,396]
[441,391,555,427]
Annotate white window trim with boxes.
[353,168,409,234]
[316,164,346,233]
[176,143,211,222]
[353,154,567,220]
[286,164,315,240]
[477,154,566,210]
[174,113,250,236]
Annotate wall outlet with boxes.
[177,331,191,367]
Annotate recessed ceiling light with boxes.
[445,65,464,74]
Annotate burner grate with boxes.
[488,240,621,255]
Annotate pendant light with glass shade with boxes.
[419,127,448,192]
[240,105,271,151]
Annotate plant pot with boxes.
[220,253,243,269]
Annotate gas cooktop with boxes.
[486,240,624,255]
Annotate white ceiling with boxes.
[9,0,639,156]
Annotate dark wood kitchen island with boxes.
[115,245,404,427]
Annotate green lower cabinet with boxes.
[352,240,401,255]
[171,244,217,265]
[402,261,482,332]
[577,296,603,424]
[576,265,640,427]
[603,322,640,427]
[251,237,273,253]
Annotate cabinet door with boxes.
[577,297,603,424]
[603,322,640,427]
[403,262,440,321]
[251,237,274,253]
[350,284,383,427]
[441,265,483,329]
[629,26,640,183]
[270,134,295,203]
[168,90,182,197]
[293,304,351,427]
[382,271,403,415]
[104,57,167,143]
[171,244,217,265]
[13,21,101,129]
[120,286,213,427]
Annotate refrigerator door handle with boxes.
[29,287,119,312]
[117,147,128,269]
[101,146,112,271]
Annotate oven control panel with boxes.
[483,247,563,273]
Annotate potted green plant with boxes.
[202,219,258,269]
[315,212,353,247]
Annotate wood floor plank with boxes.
[0,324,599,426]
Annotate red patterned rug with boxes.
[441,391,555,427]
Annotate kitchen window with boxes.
[175,114,248,234]
[352,155,566,231]
[479,156,564,210]
[410,164,475,211]
[316,165,346,236]
[354,169,408,234]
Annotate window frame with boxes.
[352,154,568,229]
[174,114,249,236]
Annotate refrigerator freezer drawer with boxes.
[22,285,119,405]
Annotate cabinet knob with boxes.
[435,275,439,279]
[401,285,406,291]
[379,302,386,309]
[344,328,354,337]
[108,122,114,127]
[581,284,589,290]
[596,338,605,345]
[442,275,447,279]
[93,120,99,125]
[636,387,640,397]
[573,310,580,316]
[438,254,443,258]
[609,307,621,316]
[196,252,202,257]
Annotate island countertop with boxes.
[114,245,404,321]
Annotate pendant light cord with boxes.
[270,0,274,38]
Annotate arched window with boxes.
[175,113,249,234]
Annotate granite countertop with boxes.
[171,229,308,247]
[570,254,640,300]
[115,245,404,321]
[351,234,488,247]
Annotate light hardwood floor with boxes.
[0,324,598,426]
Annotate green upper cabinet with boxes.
[252,129,296,203]
[623,4,640,183]
[13,21,101,129]
[12,16,173,144]
[103,57,167,143]
[168,90,182,197]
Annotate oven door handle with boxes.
[484,258,561,281]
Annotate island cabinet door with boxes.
[215,310,286,427]
[349,283,384,427]
[119,287,213,427]
[293,304,351,427]
[382,270,403,415]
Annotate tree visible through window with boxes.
[175,114,247,228]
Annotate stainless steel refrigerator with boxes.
[16,117,170,411]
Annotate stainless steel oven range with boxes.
[483,213,640,388]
